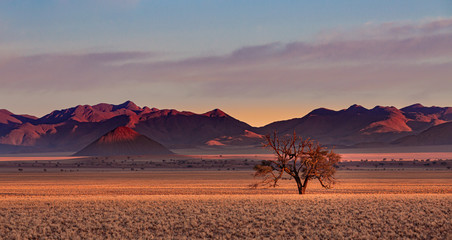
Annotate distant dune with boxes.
[74,126,173,156]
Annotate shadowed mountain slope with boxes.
[0,109,38,137]
[257,104,452,146]
[134,108,251,148]
[392,122,452,146]
[205,130,264,147]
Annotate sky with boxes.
[0,0,451,127]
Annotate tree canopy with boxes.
[253,132,341,194]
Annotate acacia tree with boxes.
[252,132,341,194]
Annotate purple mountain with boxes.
[0,101,450,153]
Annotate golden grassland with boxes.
[1,194,450,239]
[0,170,451,239]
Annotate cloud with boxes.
[0,51,157,89]
[317,17,452,41]
[0,17,451,101]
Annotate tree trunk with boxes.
[301,177,309,194]
[294,176,304,194]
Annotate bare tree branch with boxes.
[252,131,341,194]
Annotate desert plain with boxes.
[0,153,451,239]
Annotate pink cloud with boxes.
[0,17,451,101]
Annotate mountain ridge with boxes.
[0,101,451,153]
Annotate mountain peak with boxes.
[307,107,335,116]
[0,109,23,124]
[92,103,114,112]
[0,109,14,115]
[400,103,448,116]
[404,103,425,109]
[203,109,228,118]
[348,104,365,109]
[113,101,141,111]
[372,105,399,112]
[346,104,368,112]
[100,126,140,143]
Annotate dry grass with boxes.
[0,170,451,239]
[1,195,450,239]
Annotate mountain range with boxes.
[0,101,451,154]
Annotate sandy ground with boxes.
[1,151,451,162]
[0,170,451,239]
[0,155,451,240]
[0,170,451,196]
